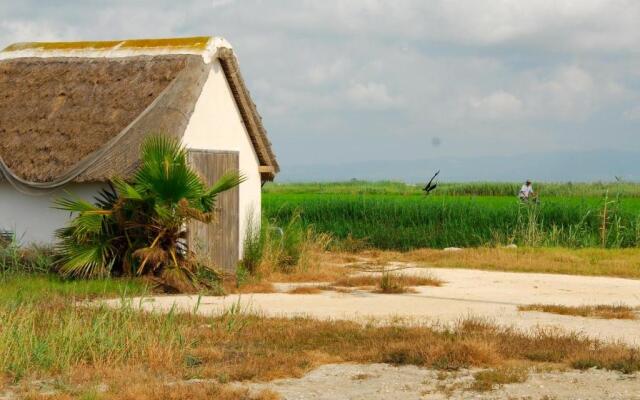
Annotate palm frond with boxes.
[134,135,207,204]
[69,212,110,237]
[53,195,105,213]
[56,241,114,278]
[208,171,246,196]
[201,171,246,211]
[177,198,215,223]
[112,177,143,200]
[93,184,119,209]
[140,134,186,166]
[54,193,113,239]
[153,203,173,222]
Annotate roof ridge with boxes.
[0,36,232,64]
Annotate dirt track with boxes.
[245,363,640,400]
[106,266,640,346]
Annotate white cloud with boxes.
[233,1,640,53]
[211,0,235,9]
[0,20,71,44]
[624,105,640,121]
[346,82,401,109]
[463,65,630,122]
[0,1,638,165]
[307,59,351,85]
[525,66,596,119]
[468,91,523,120]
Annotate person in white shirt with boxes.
[519,180,534,201]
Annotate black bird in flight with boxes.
[423,170,439,195]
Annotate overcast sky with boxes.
[1,1,639,170]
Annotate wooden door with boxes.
[187,150,240,272]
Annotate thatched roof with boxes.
[0,36,278,192]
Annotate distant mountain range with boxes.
[277,150,640,183]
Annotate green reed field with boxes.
[264,180,640,197]
[263,181,640,250]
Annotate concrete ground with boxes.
[245,363,640,400]
[105,265,640,346]
[101,266,640,398]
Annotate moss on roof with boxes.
[2,36,211,53]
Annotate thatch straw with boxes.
[0,47,278,186]
[0,55,192,182]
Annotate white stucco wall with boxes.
[181,59,262,257]
[0,182,105,245]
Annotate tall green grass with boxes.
[264,193,640,250]
[0,274,148,304]
[0,239,148,303]
[265,181,640,198]
[0,270,150,380]
[0,240,151,381]
[0,239,53,278]
[241,212,332,276]
[0,301,185,380]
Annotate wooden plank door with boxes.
[187,150,240,272]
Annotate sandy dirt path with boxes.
[245,363,640,400]
[105,267,640,345]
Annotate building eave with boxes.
[217,47,279,182]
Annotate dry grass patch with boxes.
[379,273,442,293]
[287,286,323,295]
[335,273,440,288]
[265,263,345,283]
[108,382,281,400]
[4,289,640,397]
[377,273,416,294]
[188,317,640,379]
[327,247,640,280]
[226,282,276,294]
[332,273,441,288]
[23,380,280,400]
[570,344,640,373]
[470,366,528,392]
[519,304,638,320]
[330,272,442,294]
[331,274,382,287]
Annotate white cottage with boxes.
[0,36,278,270]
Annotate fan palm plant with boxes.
[54,135,245,291]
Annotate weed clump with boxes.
[471,366,528,391]
[518,304,637,320]
[330,272,441,293]
[0,236,54,277]
[287,286,323,294]
[240,211,332,278]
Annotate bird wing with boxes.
[423,170,440,191]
